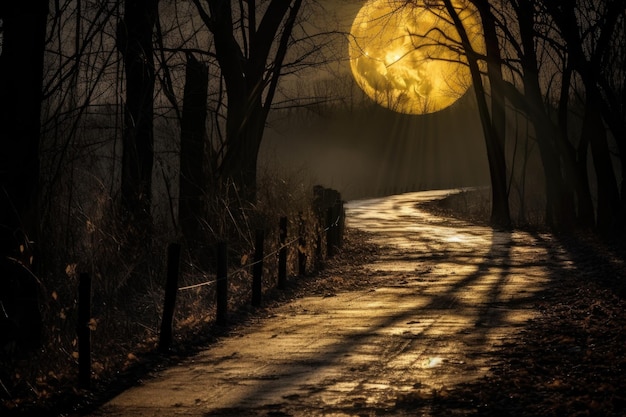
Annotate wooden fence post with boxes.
[159,243,181,353]
[278,217,287,289]
[77,272,91,389]
[216,241,228,326]
[298,212,306,276]
[252,229,264,307]
[315,217,323,268]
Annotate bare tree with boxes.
[442,0,511,227]
[489,0,578,230]
[190,0,304,201]
[117,0,160,238]
[544,0,624,233]
[179,53,209,246]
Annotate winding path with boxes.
[89,190,566,416]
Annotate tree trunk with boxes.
[196,0,302,203]
[446,0,510,227]
[219,99,266,203]
[584,88,622,233]
[524,73,575,230]
[544,0,624,232]
[516,1,576,230]
[574,140,595,228]
[0,0,48,350]
[474,0,511,227]
[117,0,159,236]
[179,54,209,244]
[559,65,595,228]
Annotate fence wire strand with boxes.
[178,214,342,292]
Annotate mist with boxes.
[260,86,490,201]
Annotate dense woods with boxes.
[0,0,625,413]
[437,0,625,230]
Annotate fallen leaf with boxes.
[65,263,77,277]
[88,318,97,331]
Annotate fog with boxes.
[256,0,490,201]
[260,87,490,201]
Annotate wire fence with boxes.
[75,186,347,386]
[177,213,342,291]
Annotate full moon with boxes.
[348,0,484,114]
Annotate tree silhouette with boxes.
[544,0,624,233]
[179,53,209,248]
[443,0,511,227]
[117,0,160,241]
[191,0,304,201]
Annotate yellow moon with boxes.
[348,0,484,114]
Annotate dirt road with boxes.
[88,190,563,416]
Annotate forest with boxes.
[0,0,625,414]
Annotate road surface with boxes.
[89,190,561,416]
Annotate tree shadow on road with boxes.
[200,224,572,417]
[413,231,626,417]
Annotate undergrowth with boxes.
[0,171,338,416]
[418,187,547,229]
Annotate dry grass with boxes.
[0,173,338,416]
[417,187,548,229]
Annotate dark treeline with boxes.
[0,0,334,409]
[446,0,625,231]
